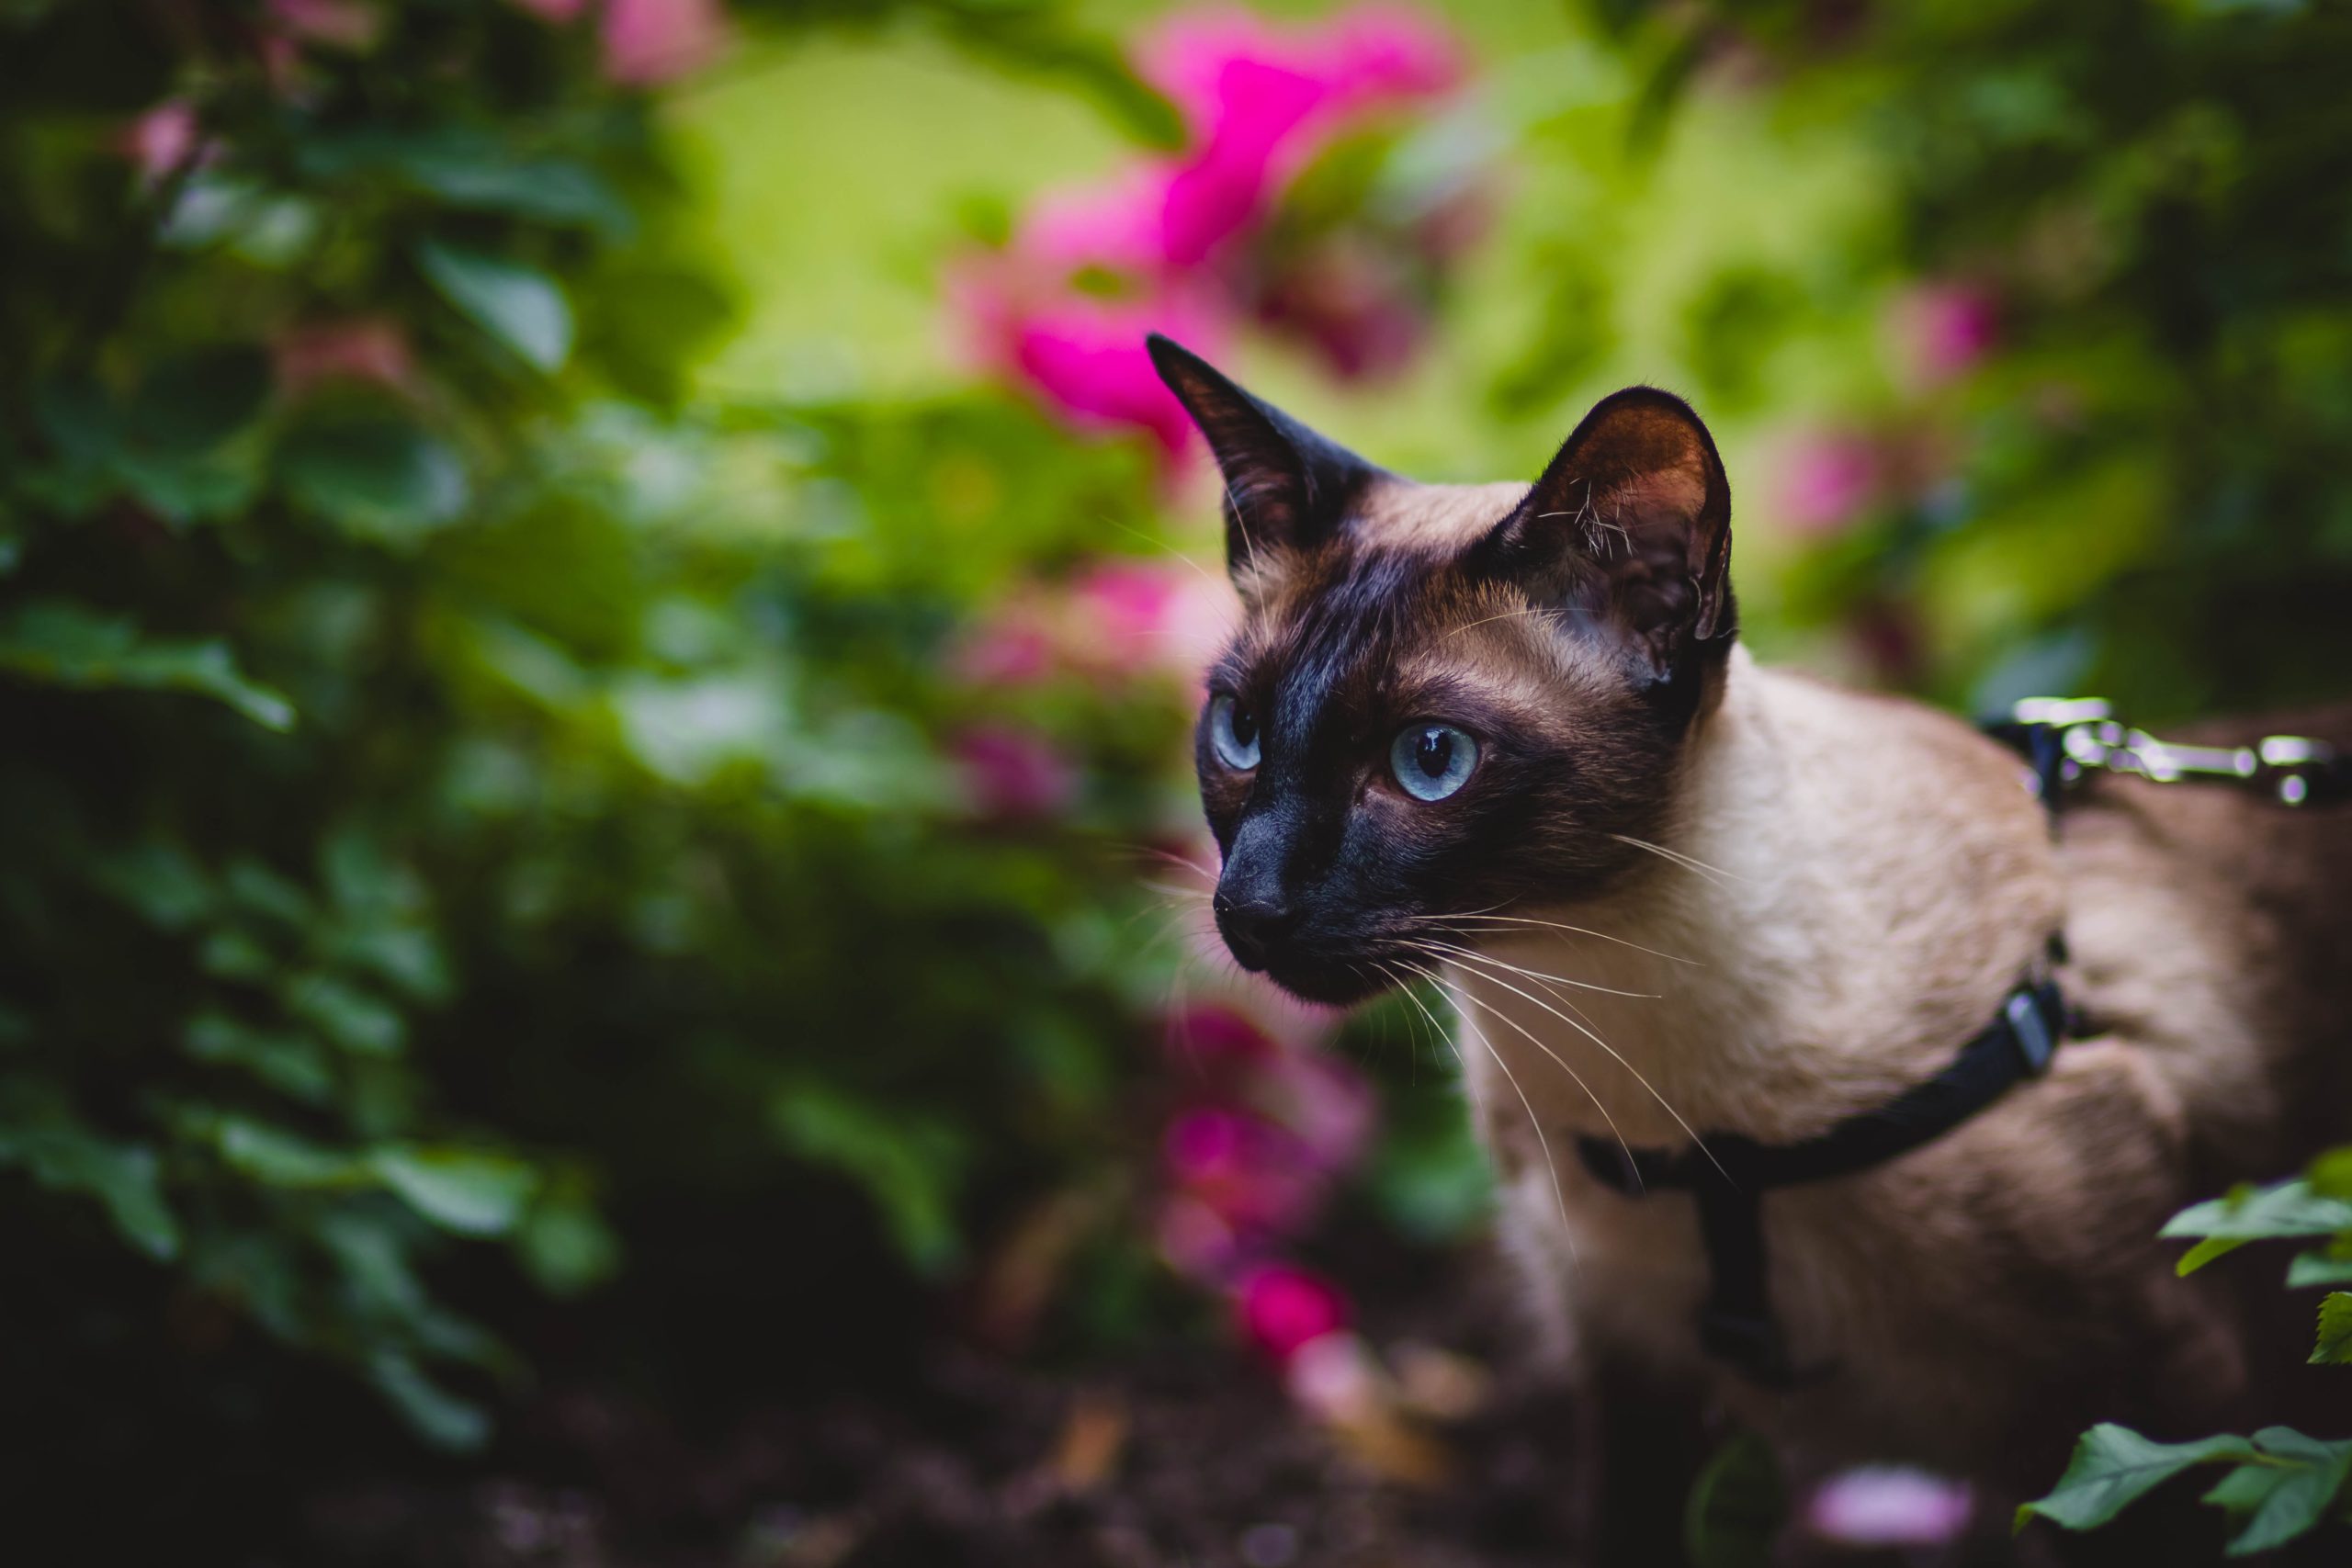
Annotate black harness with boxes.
[1572,697,2351,1389]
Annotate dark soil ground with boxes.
[300,1246,1601,1568]
[288,1231,2074,1568]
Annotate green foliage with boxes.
[1627,0,2352,717]
[2021,1145,2352,1555]
[0,0,1186,1461]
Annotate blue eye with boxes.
[1390,723,1478,801]
[1209,695,1261,771]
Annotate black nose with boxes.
[1214,890,1298,971]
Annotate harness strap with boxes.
[1559,697,2340,1388]
[1576,975,2067,1388]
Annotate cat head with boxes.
[1148,334,1736,1005]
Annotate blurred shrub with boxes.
[1615,0,2352,716]
[0,0,1193,1469]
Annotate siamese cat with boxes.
[1147,334,2352,1554]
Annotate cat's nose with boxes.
[1213,890,1298,970]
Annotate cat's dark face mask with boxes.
[1148,336,1738,1006]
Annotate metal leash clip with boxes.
[2001,697,2345,807]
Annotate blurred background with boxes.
[5,1,2350,1563]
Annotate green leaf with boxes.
[2163,1180,2352,1255]
[517,1183,621,1296]
[185,1012,334,1104]
[2312,1294,2352,1365]
[2289,1248,2352,1289]
[368,1146,537,1237]
[2178,1235,2251,1276]
[288,975,406,1056]
[367,1348,490,1452]
[2309,1146,2352,1199]
[278,416,469,543]
[216,1118,356,1187]
[0,1112,180,1261]
[417,242,572,371]
[772,1085,964,1272]
[2018,1425,2262,1533]
[2205,1430,2352,1556]
[0,600,295,729]
[1684,1430,1786,1568]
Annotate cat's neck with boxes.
[1448,647,2063,1145]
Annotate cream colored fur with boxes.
[1447,649,2284,1482]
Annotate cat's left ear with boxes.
[1147,334,1381,592]
[1476,387,1734,680]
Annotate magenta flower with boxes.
[1140,6,1463,267]
[1235,1262,1351,1363]
[1891,281,2000,388]
[951,725,1078,820]
[955,5,1466,454]
[1770,427,1883,538]
[1806,1466,1974,1548]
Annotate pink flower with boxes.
[950,611,1057,688]
[1164,1003,1276,1066]
[601,0,728,85]
[953,5,1465,453]
[1891,281,2000,388]
[122,100,203,182]
[1012,309,1205,457]
[951,725,1077,820]
[1161,1109,1321,1236]
[949,560,1234,691]
[268,0,383,50]
[1234,1262,1350,1362]
[1770,428,1882,537]
[508,0,727,85]
[1141,6,1464,267]
[1806,1466,1974,1548]
[1156,1192,1240,1277]
[275,319,416,397]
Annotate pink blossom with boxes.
[1164,1003,1277,1066]
[1770,428,1882,537]
[1806,1466,1974,1547]
[951,725,1077,820]
[1162,1109,1321,1235]
[1141,6,1464,267]
[507,0,727,85]
[1234,1262,1350,1362]
[949,592,1058,688]
[602,0,728,85]
[275,319,416,397]
[1891,281,2000,388]
[1156,1192,1240,1278]
[1013,309,1204,457]
[122,100,203,182]
[954,5,1464,453]
[268,0,383,50]
[950,560,1233,691]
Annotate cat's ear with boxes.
[1476,387,1734,680]
[1147,334,1379,590]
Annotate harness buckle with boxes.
[2004,987,2058,1076]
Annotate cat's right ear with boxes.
[1147,334,1379,592]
